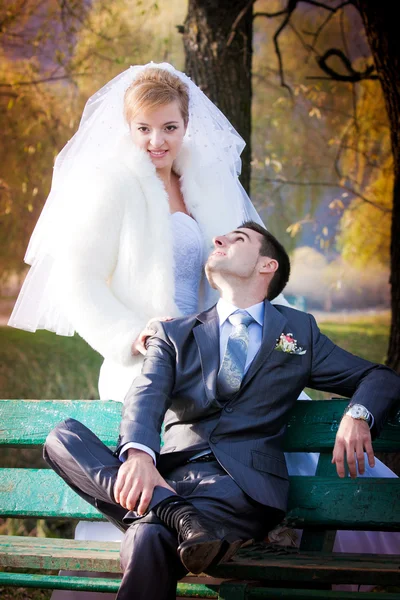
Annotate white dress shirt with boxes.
[119,299,264,463]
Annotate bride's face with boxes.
[129,101,187,172]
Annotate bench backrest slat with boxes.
[1,468,399,530]
[1,399,399,452]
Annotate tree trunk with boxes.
[355,1,400,375]
[182,0,253,193]
[355,1,400,476]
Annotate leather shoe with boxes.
[177,511,242,574]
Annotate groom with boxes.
[44,221,400,600]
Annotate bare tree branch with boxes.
[253,9,289,19]
[316,48,378,81]
[0,0,31,32]
[0,91,18,98]
[254,0,369,94]
[56,0,112,42]
[300,0,352,12]
[302,10,335,52]
[226,0,258,47]
[288,21,315,56]
[0,73,93,87]
[269,0,299,97]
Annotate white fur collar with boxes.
[114,133,246,257]
[115,134,194,180]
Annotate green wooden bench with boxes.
[0,398,400,599]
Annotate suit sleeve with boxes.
[117,321,176,456]
[307,314,400,436]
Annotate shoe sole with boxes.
[178,538,223,574]
[178,537,242,574]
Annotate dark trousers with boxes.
[44,419,283,600]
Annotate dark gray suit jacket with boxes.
[117,301,400,512]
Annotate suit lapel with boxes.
[193,306,220,402]
[240,300,288,390]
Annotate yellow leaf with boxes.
[286,223,302,237]
[309,107,321,119]
[329,199,345,211]
[271,160,282,173]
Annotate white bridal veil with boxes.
[9,62,263,335]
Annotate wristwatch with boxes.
[345,404,373,427]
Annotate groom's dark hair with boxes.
[240,221,291,300]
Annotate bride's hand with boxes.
[131,316,174,356]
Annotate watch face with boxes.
[348,404,369,420]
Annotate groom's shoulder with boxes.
[153,308,213,339]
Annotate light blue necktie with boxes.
[217,311,254,397]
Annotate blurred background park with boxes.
[0,1,399,597]
[1,0,397,393]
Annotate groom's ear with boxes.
[259,258,279,274]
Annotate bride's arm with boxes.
[56,170,145,365]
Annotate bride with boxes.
[9,62,399,598]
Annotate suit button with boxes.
[210,436,218,444]
[225,407,233,413]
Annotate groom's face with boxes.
[205,227,264,284]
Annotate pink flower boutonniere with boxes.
[275,333,306,355]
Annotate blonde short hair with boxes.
[124,68,189,126]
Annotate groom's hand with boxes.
[114,449,174,515]
[332,415,375,478]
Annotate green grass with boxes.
[0,589,51,600]
[318,313,390,365]
[0,313,390,401]
[303,313,389,400]
[0,327,102,400]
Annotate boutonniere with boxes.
[275,333,306,355]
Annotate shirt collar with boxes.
[216,298,264,327]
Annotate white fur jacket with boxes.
[58,135,249,376]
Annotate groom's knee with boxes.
[43,418,81,465]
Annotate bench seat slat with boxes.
[1,469,400,530]
[1,536,400,587]
[1,399,399,451]
[210,551,400,586]
[0,535,121,572]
